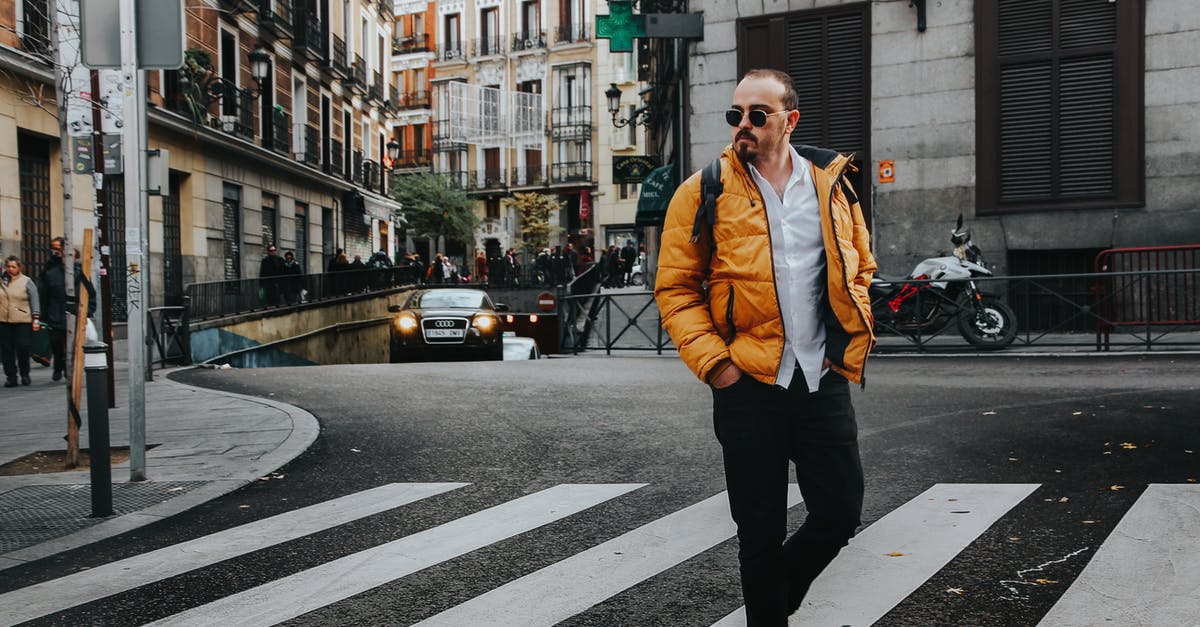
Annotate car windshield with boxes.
[416,291,488,309]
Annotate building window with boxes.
[262,193,278,248]
[481,7,499,55]
[486,198,501,220]
[223,183,242,281]
[522,1,540,37]
[444,13,461,59]
[976,0,1143,213]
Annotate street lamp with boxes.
[180,43,273,108]
[248,44,271,90]
[386,139,401,170]
[605,83,651,128]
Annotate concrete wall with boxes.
[190,289,412,364]
[688,0,1200,277]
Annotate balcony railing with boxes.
[437,42,465,62]
[511,31,548,52]
[510,166,547,187]
[369,71,384,102]
[292,13,324,60]
[554,23,591,44]
[352,150,364,184]
[471,37,506,58]
[329,35,349,76]
[551,161,592,183]
[302,125,320,167]
[401,90,430,109]
[394,33,431,54]
[394,149,432,168]
[432,121,466,152]
[202,83,255,140]
[327,138,344,177]
[386,85,401,113]
[551,106,592,140]
[270,110,290,155]
[350,55,367,89]
[362,159,380,192]
[258,0,293,38]
[441,170,469,189]
[467,169,506,191]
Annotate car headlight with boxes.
[473,315,496,331]
[395,314,417,332]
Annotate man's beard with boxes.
[735,132,759,164]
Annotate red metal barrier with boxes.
[1094,244,1200,349]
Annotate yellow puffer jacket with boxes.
[655,144,876,386]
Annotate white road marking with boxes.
[711,483,1040,627]
[1037,483,1200,627]
[416,485,803,626]
[147,483,646,627]
[0,482,466,626]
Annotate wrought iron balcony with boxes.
[551,161,592,183]
[327,138,344,177]
[328,35,349,76]
[511,31,548,52]
[437,42,465,62]
[302,125,320,167]
[470,37,506,58]
[432,121,466,152]
[362,160,380,192]
[394,149,432,168]
[352,150,364,184]
[401,90,430,109]
[440,170,468,189]
[510,166,547,187]
[270,109,290,155]
[291,13,324,60]
[551,106,592,140]
[467,169,506,191]
[393,33,431,54]
[349,55,367,90]
[258,0,293,38]
[369,71,384,102]
[554,23,590,44]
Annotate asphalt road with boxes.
[1,353,1197,626]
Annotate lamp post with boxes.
[386,139,401,169]
[605,83,652,128]
[248,44,271,90]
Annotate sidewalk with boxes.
[0,344,319,571]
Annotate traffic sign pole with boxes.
[119,0,147,481]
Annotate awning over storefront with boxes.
[363,191,403,222]
[635,164,676,227]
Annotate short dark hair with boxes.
[741,69,799,112]
[51,237,66,247]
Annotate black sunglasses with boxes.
[726,108,789,127]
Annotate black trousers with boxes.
[0,322,33,380]
[711,369,864,626]
[49,328,67,373]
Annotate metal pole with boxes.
[85,340,112,517]
[119,0,147,481]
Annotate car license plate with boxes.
[425,329,463,339]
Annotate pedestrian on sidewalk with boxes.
[1,256,42,387]
[39,237,97,381]
[259,244,285,305]
[655,69,877,625]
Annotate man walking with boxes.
[655,69,876,625]
[40,237,96,381]
[259,244,285,305]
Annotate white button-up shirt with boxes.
[747,145,827,392]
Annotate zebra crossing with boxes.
[1,482,1197,626]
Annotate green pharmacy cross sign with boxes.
[596,0,647,53]
[596,1,704,53]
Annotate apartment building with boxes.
[416,0,649,264]
[391,1,437,173]
[1,0,402,321]
[687,0,1200,279]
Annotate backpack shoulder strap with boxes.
[690,157,724,244]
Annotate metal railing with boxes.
[258,0,292,37]
[553,269,1200,355]
[471,37,506,57]
[512,31,548,51]
[327,138,344,177]
[185,267,420,321]
[293,13,323,59]
[554,23,591,44]
[510,166,547,187]
[149,304,191,369]
[351,55,367,88]
[330,35,348,75]
[551,161,592,183]
[369,71,384,101]
[438,42,465,62]
[400,90,430,108]
[394,33,431,54]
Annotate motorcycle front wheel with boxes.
[957,296,1017,349]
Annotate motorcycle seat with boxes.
[872,273,910,285]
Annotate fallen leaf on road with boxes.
[238,505,250,509]
[1188,478,1197,483]
[1082,520,1097,524]
[1109,485,1125,491]
[982,411,997,415]
[1072,411,1083,416]
[350,448,362,453]
[886,552,905,557]
[1008,457,1020,462]
[1008,537,1022,542]
[1186,450,1194,454]
[1120,442,1137,449]
[167,486,185,493]
[1034,578,1058,585]
[946,587,964,595]
[1058,497,1069,503]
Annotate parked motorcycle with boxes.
[869,215,1017,349]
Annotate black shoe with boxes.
[52,369,63,381]
[4,379,16,388]
[21,375,31,386]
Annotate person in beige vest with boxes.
[1,256,41,387]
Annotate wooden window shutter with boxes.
[978,0,1142,213]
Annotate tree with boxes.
[507,192,564,253]
[391,172,479,251]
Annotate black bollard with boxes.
[85,340,112,517]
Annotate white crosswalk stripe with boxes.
[416,485,803,626]
[1037,483,1200,627]
[146,483,645,627]
[711,483,1040,627]
[0,482,466,626]
[3,481,1196,626]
